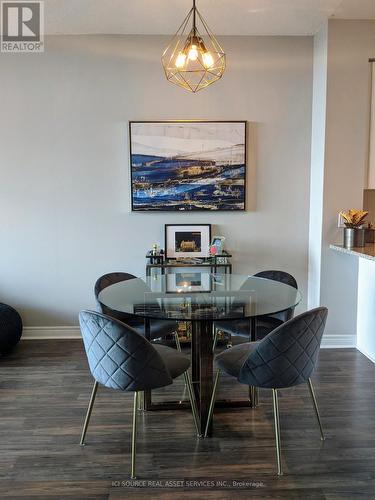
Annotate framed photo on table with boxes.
[210,236,225,255]
[165,224,211,259]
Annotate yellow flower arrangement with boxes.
[340,209,368,228]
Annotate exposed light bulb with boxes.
[188,44,199,61]
[202,51,214,68]
[175,52,186,68]
[161,0,226,92]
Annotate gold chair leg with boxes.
[175,332,191,406]
[249,386,259,407]
[179,378,188,404]
[79,380,98,446]
[137,391,144,411]
[174,331,182,352]
[212,327,219,352]
[184,371,201,436]
[131,391,139,479]
[307,378,325,441]
[272,388,283,476]
[204,370,221,438]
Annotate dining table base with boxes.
[143,317,258,436]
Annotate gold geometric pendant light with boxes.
[161,0,226,93]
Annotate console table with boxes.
[145,252,233,346]
[145,252,232,276]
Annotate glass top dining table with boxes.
[98,272,301,436]
[98,273,301,322]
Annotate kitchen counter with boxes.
[330,242,375,363]
[330,243,375,262]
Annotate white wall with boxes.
[308,22,327,310]
[319,20,375,337]
[357,258,375,362]
[367,62,375,188]
[0,35,313,327]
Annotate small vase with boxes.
[343,228,355,249]
[354,228,366,247]
[343,227,366,248]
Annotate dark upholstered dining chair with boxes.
[213,270,298,348]
[205,307,328,476]
[94,272,180,349]
[78,310,199,479]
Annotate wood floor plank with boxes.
[0,341,375,499]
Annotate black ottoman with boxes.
[0,303,23,357]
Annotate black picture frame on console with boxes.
[165,224,212,259]
[129,121,247,212]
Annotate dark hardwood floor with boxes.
[1,340,375,499]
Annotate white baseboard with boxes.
[321,334,356,348]
[22,326,81,340]
[22,327,356,349]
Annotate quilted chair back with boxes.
[254,270,298,290]
[94,272,143,326]
[238,307,328,389]
[94,272,137,312]
[254,270,298,322]
[79,310,173,391]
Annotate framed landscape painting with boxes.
[129,121,246,211]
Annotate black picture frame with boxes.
[165,272,212,294]
[129,120,247,212]
[165,223,212,260]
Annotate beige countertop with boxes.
[330,243,375,262]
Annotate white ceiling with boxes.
[45,0,375,36]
